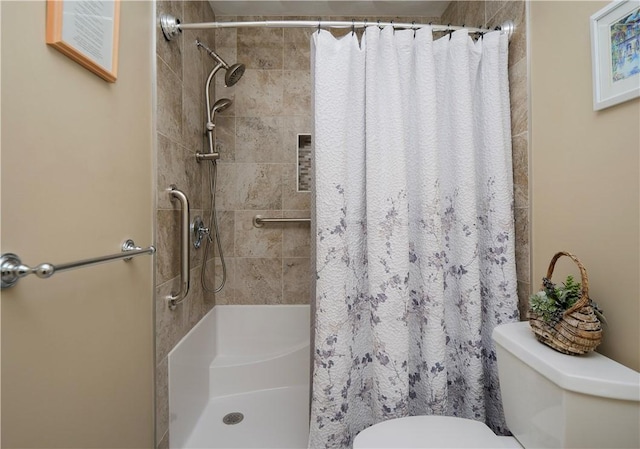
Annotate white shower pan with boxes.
[169,305,311,449]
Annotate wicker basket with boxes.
[528,251,602,355]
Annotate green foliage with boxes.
[529,275,582,324]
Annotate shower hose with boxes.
[201,159,226,293]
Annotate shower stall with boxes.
[169,305,310,448]
[154,1,529,448]
[154,2,315,447]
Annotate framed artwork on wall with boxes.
[46,0,120,83]
[591,0,640,110]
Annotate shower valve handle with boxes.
[200,227,213,244]
[191,216,211,249]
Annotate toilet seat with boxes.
[353,415,514,448]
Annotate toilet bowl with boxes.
[353,415,522,448]
[353,321,640,449]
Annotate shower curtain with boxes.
[310,26,518,448]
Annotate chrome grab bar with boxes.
[253,215,311,228]
[167,185,190,310]
[0,239,155,289]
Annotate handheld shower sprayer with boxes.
[204,98,232,133]
[211,98,232,118]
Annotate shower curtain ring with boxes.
[412,21,416,37]
[352,19,355,35]
[317,21,321,34]
[377,20,382,30]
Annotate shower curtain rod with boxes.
[160,14,515,42]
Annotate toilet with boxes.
[353,321,640,449]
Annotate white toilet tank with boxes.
[493,322,640,449]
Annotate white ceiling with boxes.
[207,1,451,18]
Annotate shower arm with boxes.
[197,40,229,70]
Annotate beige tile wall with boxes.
[211,16,315,306]
[442,0,530,317]
[211,14,444,307]
[155,1,217,447]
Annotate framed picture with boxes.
[591,0,640,110]
[46,0,120,83]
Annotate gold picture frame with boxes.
[46,0,120,83]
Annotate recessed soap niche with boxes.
[297,134,312,192]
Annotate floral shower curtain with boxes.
[310,26,519,449]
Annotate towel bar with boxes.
[0,239,155,289]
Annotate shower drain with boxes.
[222,412,244,425]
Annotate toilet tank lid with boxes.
[353,416,502,448]
[492,322,640,401]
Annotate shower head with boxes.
[211,98,232,117]
[196,40,245,87]
[225,63,245,87]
